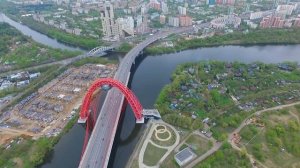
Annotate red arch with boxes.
[79,78,143,122]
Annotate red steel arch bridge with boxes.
[78,27,193,168]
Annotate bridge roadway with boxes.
[79,26,193,168]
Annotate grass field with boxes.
[143,143,167,166]
[185,134,212,156]
[160,151,180,168]
[240,106,300,168]
[130,159,139,168]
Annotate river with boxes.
[0,13,83,51]
[1,14,300,168]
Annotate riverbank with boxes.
[0,0,102,50]
[18,16,100,50]
[146,28,300,55]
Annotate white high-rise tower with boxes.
[100,2,121,39]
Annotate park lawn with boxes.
[185,134,211,156]
[151,126,176,147]
[130,159,139,168]
[143,143,167,166]
[240,107,300,168]
[160,151,180,168]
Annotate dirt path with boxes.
[230,101,300,138]
[228,101,300,168]
[0,127,36,136]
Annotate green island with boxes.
[155,61,300,167]
[146,28,300,55]
[0,22,81,70]
[156,61,300,139]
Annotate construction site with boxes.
[0,64,117,145]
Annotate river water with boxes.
[0,13,83,51]
[1,14,300,168]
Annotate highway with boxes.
[79,26,193,168]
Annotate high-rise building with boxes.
[135,15,149,34]
[260,15,285,28]
[250,11,263,20]
[179,15,192,27]
[117,16,134,36]
[161,2,168,14]
[168,17,179,27]
[137,15,143,27]
[100,2,121,38]
[226,0,235,5]
[184,2,188,8]
[245,4,250,13]
[149,0,161,10]
[141,5,147,15]
[100,2,135,40]
[228,6,234,15]
[273,16,285,28]
[276,5,295,15]
[216,0,222,4]
[160,15,166,24]
[178,6,187,15]
[206,0,215,6]
[294,18,300,27]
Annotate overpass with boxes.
[79,26,193,168]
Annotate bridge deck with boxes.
[79,27,193,168]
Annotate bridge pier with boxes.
[142,109,161,120]
[78,117,88,124]
[136,117,145,124]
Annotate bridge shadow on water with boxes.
[108,52,149,168]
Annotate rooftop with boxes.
[175,147,196,166]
